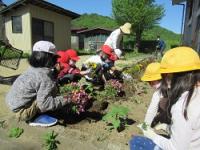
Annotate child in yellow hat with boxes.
[130,62,166,150]
[141,62,163,127]
[140,47,200,150]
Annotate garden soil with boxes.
[0,55,154,150]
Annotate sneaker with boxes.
[29,114,57,127]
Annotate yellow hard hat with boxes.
[141,62,162,81]
[160,47,200,73]
[120,22,132,34]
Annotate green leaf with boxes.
[113,120,121,129]
[102,105,129,131]
[9,127,24,138]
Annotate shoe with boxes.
[29,114,57,127]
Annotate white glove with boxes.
[143,127,157,139]
[155,123,170,134]
[137,123,157,139]
[122,73,133,80]
[85,68,92,74]
[84,75,93,81]
[155,123,168,131]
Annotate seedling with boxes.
[134,98,142,104]
[96,134,109,142]
[0,120,6,128]
[9,127,24,138]
[43,131,60,150]
[96,79,124,101]
[137,122,149,131]
[141,122,148,131]
[102,84,117,98]
[102,105,129,132]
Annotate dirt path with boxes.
[0,54,154,150]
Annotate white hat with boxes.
[33,41,57,55]
[114,49,122,58]
[120,22,132,34]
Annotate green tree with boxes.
[112,0,165,47]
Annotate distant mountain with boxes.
[72,13,118,29]
[72,13,181,48]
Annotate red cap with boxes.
[101,45,113,56]
[57,50,69,63]
[66,49,80,61]
[109,53,118,61]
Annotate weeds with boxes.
[134,98,142,104]
[9,127,24,138]
[43,131,60,150]
[0,120,6,128]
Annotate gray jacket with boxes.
[6,67,67,112]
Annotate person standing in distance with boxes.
[104,22,132,59]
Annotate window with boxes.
[44,21,54,42]
[32,18,54,45]
[12,16,22,33]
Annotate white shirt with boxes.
[84,55,103,65]
[104,28,123,50]
[152,87,200,150]
[144,90,162,125]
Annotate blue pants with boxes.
[129,136,161,150]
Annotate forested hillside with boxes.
[72,13,181,49]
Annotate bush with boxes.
[138,40,157,53]
[170,44,179,49]
[76,49,96,56]
[22,52,30,58]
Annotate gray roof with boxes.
[0,0,80,19]
[76,28,113,34]
[172,0,186,5]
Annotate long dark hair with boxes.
[28,51,57,68]
[160,74,170,98]
[167,71,199,120]
[154,74,171,125]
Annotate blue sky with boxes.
[3,0,184,34]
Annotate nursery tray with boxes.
[0,47,23,70]
[0,75,19,85]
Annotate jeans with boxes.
[129,136,162,150]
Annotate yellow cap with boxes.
[141,62,162,81]
[160,47,200,73]
[120,22,132,34]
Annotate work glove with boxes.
[143,127,157,139]
[137,123,157,140]
[84,75,93,81]
[155,123,168,131]
[155,123,170,134]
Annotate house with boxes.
[0,0,79,53]
[172,0,200,52]
[71,28,113,51]
[0,0,6,41]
